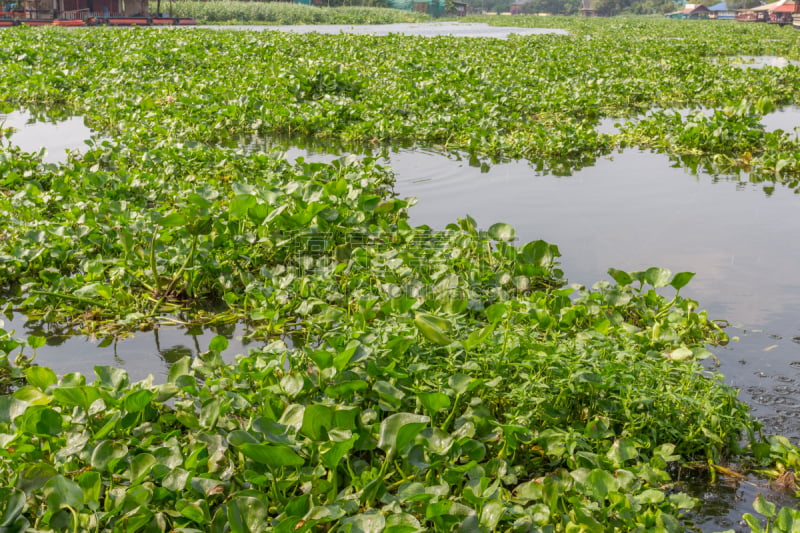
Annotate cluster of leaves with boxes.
[0,255,763,531]
[0,137,562,334]
[0,131,776,531]
[1,18,799,530]
[2,20,800,179]
[163,2,430,25]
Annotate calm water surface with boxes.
[0,110,94,163]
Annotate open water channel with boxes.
[2,23,799,529]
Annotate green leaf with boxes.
[53,386,100,411]
[743,513,765,533]
[17,463,57,494]
[229,194,256,218]
[448,373,472,395]
[587,469,618,500]
[300,404,335,441]
[158,212,187,227]
[209,335,228,353]
[179,499,211,525]
[91,440,128,472]
[168,356,191,383]
[188,216,214,236]
[644,267,671,288]
[385,513,422,533]
[484,303,507,324]
[26,335,46,350]
[378,412,429,457]
[753,493,777,519]
[123,389,155,413]
[668,492,696,510]
[284,493,311,518]
[18,405,62,436]
[480,500,505,530]
[228,496,268,533]
[414,313,453,346]
[521,240,559,267]
[607,268,633,286]
[776,506,799,531]
[634,489,665,504]
[94,366,129,391]
[0,487,25,527]
[669,271,695,291]
[43,475,84,512]
[129,453,157,483]
[488,222,516,242]
[77,470,102,509]
[606,439,638,466]
[340,512,386,533]
[24,366,57,390]
[238,443,305,468]
[419,392,451,415]
[664,346,694,362]
[321,436,357,470]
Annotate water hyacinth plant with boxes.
[159,2,432,25]
[1,17,800,531]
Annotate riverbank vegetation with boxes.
[161,2,431,24]
[1,18,799,530]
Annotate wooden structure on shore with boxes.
[737,0,800,24]
[666,3,711,19]
[6,0,145,20]
[1,0,195,24]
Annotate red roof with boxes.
[772,3,798,11]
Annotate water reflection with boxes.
[0,109,94,163]
[597,105,800,140]
[2,312,250,384]
[761,105,800,136]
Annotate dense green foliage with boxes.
[162,2,431,24]
[1,18,800,531]
[2,19,800,180]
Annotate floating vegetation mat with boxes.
[0,19,799,531]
